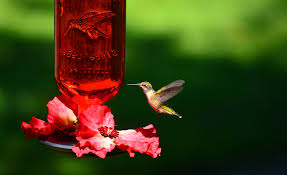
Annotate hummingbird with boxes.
[128,80,185,118]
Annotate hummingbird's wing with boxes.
[159,80,185,90]
[88,26,110,39]
[80,12,101,20]
[153,80,185,104]
[80,11,115,26]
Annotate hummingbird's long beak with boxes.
[127,83,140,86]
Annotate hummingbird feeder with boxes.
[21,0,161,159]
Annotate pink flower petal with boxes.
[47,96,77,130]
[116,124,161,158]
[73,105,117,158]
[73,133,116,158]
[79,105,115,135]
[21,117,54,139]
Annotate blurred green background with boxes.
[1,0,287,174]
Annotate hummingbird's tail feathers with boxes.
[174,112,183,119]
[177,115,183,119]
[159,105,182,119]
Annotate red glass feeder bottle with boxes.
[55,0,126,111]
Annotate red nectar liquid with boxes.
[55,0,125,109]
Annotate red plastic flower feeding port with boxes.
[21,96,161,158]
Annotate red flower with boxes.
[115,125,161,158]
[47,96,77,131]
[21,117,54,139]
[72,105,116,158]
[21,96,162,158]
[21,96,78,142]
[72,106,161,158]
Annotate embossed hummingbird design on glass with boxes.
[65,11,116,40]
